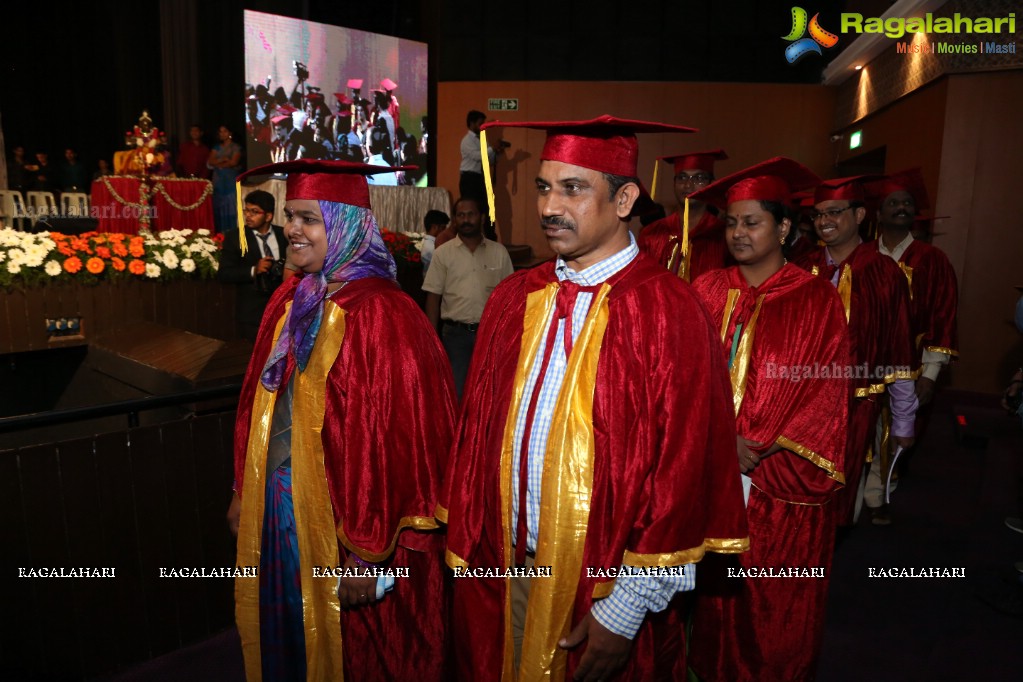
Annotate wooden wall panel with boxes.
[1,412,238,679]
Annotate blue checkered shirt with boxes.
[510,234,694,640]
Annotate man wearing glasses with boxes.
[638,149,731,282]
[794,176,918,526]
[218,189,292,341]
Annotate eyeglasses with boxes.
[676,173,712,187]
[811,206,854,222]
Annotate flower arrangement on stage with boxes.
[0,227,223,289]
[379,228,422,270]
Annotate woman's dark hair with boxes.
[759,200,797,249]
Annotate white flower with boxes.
[45,260,62,276]
[7,261,21,274]
[0,251,5,263]
[180,258,196,273]
[197,229,210,236]
[7,248,24,265]
[162,249,179,269]
[145,263,161,278]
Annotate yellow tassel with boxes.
[651,160,659,202]
[480,129,496,225]
[680,196,690,282]
[237,180,247,256]
[682,196,690,257]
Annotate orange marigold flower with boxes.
[96,246,112,259]
[113,243,128,257]
[58,245,75,257]
[111,257,126,272]
[86,257,105,274]
[129,243,145,258]
[64,257,83,274]
[128,259,146,275]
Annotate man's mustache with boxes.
[541,217,575,230]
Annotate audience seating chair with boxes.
[0,190,29,230]
[25,191,58,219]
[61,192,90,217]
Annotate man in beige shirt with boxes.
[423,196,514,398]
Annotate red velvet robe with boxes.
[795,244,915,524]
[637,210,731,280]
[863,238,959,362]
[234,275,454,681]
[689,264,851,682]
[440,255,749,681]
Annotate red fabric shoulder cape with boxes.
[637,210,731,279]
[234,274,456,555]
[796,244,915,386]
[864,238,958,357]
[693,264,851,502]
[441,253,748,681]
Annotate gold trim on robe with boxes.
[235,302,348,682]
[499,283,560,682]
[236,308,290,682]
[518,282,612,682]
[434,503,449,524]
[338,515,440,563]
[898,262,913,298]
[837,265,852,323]
[775,435,845,484]
[445,548,469,570]
[724,292,766,416]
[924,345,959,357]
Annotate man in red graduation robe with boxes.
[864,169,958,406]
[229,160,454,681]
[685,157,852,682]
[638,149,731,281]
[439,116,749,682]
[862,170,958,518]
[795,176,918,525]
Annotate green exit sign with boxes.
[488,98,519,111]
[849,130,863,149]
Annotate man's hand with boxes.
[915,377,936,406]
[894,435,915,450]
[254,257,273,275]
[737,435,763,474]
[227,492,241,537]
[558,612,631,682]
[337,553,378,609]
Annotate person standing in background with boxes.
[209,124,242,232]
[177,124,212,179]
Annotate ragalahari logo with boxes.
[783,7,839,63]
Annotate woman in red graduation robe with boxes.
[687,157,852,682]
[228,159,454,682]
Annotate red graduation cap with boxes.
[478,115,695,223]
[347,78,364,89]
[813,174,883,204]
[333,93,352,105]
[792,190,816,209]
[238,159,414,210]
[658,148,728,175]
[481,114,696,178]
[865,168,930,211]
[304,91,325,102]
[689,156,821,208]
[380,77,397,91]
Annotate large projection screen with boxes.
[243,10,428,186]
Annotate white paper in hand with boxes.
[884,445,904,505]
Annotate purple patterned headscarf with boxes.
[260,200,396,390]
